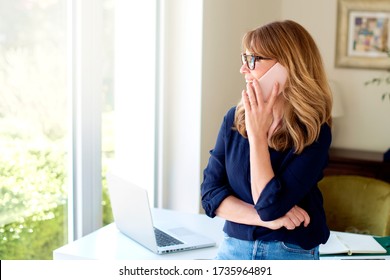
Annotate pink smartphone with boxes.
[258,62,288,101]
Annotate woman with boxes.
[201,20,333,260]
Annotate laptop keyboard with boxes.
[154,227,184,247]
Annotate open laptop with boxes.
[106,172,216,254]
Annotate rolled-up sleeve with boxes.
[201,113,233,218]
[254,124,332,221]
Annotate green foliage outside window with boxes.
[0,138,113,260]
[0,142,67,259]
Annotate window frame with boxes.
[67,0,103,241]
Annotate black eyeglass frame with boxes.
[241,53,272,70]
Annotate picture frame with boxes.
[336,0,390,69]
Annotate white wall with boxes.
[158,0,203,212]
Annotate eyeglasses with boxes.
[241,53,272,70]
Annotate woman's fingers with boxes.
[251,79,279,106]
[285,209,301,227]
[242,90,251,111]
[284,219,295,230]
[250,79,263,105]
[284,206,311,229]
[246,82,257,107]
[244,79,279,110]
[267,82,280,107]
[295,206,311,227]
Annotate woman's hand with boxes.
[242,79,280,142]
[263,205,311,230]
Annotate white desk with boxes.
[53,208,225,260]
[53,208,389,260]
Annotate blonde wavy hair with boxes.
[234,20,333,154]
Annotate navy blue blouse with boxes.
[201,106,331,250]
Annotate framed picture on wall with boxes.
[336,0,390,69]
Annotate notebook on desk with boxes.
[319,231,387,256]
[106,172,216,254]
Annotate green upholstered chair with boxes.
[318,175,390,236]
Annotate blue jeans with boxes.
[215,234,319,260]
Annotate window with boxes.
[0,0,115,259]
[0,0,166,259]
[0,0,68,259]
